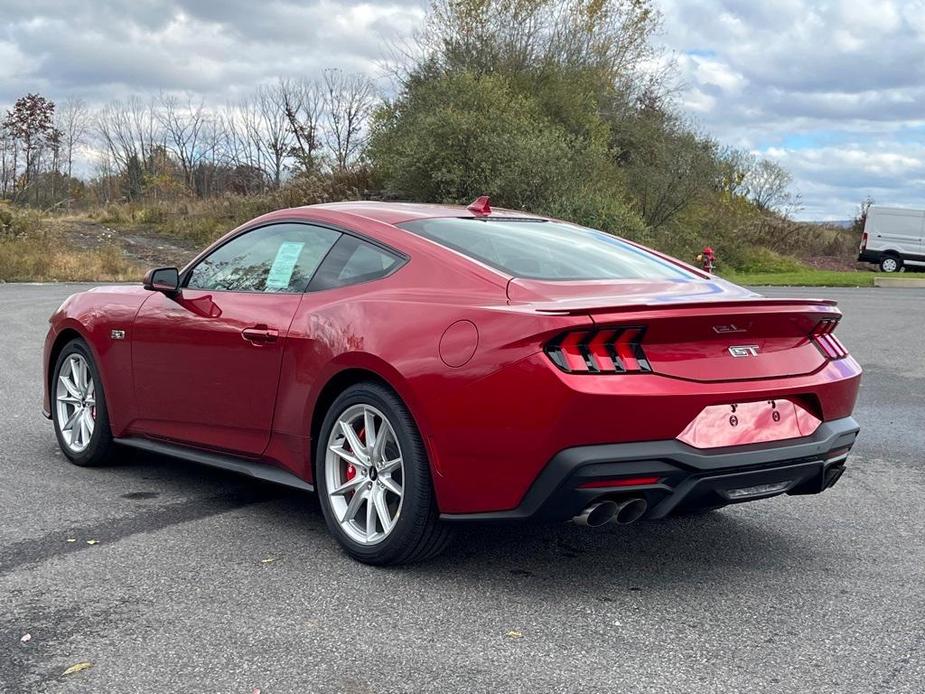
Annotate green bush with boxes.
[724,246,807,274]
[543,188,649,243]
[369,72,614,212]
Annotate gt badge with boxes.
[728,345,759,358]
[111,329,126,340]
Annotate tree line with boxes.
[0,68,375,207]
[1,0,819,266]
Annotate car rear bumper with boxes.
[440,416,859,522]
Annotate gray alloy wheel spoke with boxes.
[373,488,393,534]
[379,457,402,474]
[372,423,389,461]
[55,353,96,454]
[342,486,368,523]
[380,475,403,497]
[366,492,378,538]
[328,444,367,471]
[70,357,83,393]
[339,420,369,463]
[325,403,404,546]
[60,373,81,400]
[363,407,378,454]
[62,407,82,432]
[331,475,366,496]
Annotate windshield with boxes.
[399,218,696,281]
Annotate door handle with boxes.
[241,325,279,345]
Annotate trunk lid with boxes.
[509,278,841,382]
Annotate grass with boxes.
[723,270,876,287]
[0,234,141,282]
[87,195,291,246]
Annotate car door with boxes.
[131,222,341,456]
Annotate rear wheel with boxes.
[880,255,902,272]
[316,382,451,565]
[52,340,116,467]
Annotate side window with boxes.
[186,223,340,293]
[308,235,403,291]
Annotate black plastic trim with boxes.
[858,249,925,264]
[116,437,314,492]
[440,416,859,522]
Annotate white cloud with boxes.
[0,0,425,102]
[1,0,921,218]
[659,0,925,218]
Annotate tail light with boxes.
[545,327,652,374]
[859,231,868,251]
[811,319,848,359]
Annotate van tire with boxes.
[880,255,902,273]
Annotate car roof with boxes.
[306,200,547,225]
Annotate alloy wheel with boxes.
[325,404,404,545]
[56,353,96,453]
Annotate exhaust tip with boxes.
[612,497,647,525]
[824,463,846,489]
[573,500,618,528]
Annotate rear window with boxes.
[399,218,695,280]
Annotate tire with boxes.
[879,255,902,273]
[51,339,116,467]
[315,382,451,565]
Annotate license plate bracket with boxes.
[677,399,822,449]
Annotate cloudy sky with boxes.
[2,0,922,219]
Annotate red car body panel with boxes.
[43,202,862,516]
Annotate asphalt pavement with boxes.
[1,283,923,693]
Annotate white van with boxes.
[857,205,925,272]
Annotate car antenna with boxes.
[467,196,491,216]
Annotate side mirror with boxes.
[143,267,180,294]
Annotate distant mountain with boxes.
[806,220,854,229]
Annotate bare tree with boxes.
[280,78,325,174]
[56,98,91,180]
[746,158,795,213]
[0,124,13,197]
[255,83,293,187]
[96,96,162,178]
[158,94,212,191]
[323,69,375,170]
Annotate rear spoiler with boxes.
[527,297,839,316]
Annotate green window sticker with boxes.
[265,241,305,290]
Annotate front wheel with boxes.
[316,382,451,565]
[52,339,116,467]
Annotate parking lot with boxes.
[1,283,923,693]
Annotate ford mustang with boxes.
[43,198,861,564]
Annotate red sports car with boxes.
[43,198,861,564]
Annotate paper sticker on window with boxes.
[265,241,305,290]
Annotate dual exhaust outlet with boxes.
[573,497,648,528]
